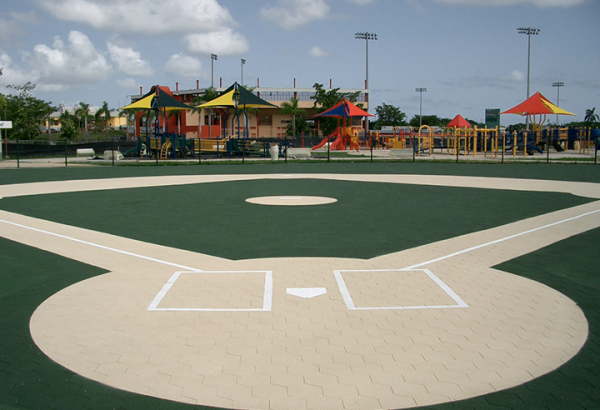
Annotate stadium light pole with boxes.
[211,54,218,88]
[355,32,377,139]
[241,59,246,86]
[416,88,426,128]
[552,81,564,125]
[517,27,540,131]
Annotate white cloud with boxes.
[432,0,585,6]
[107,41,154,76]
[36,0,235,35]
[344,0,376,4]
[117,78,140,89]
[185,28,249,56]
[1,31,113,93]
[260,0,330,30]
[31,31,112,87]
[308,46,331,57]
[0,50,32,89]
[165,54,205,79]
[510,70,525,81]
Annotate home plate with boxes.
[286,287,327,299]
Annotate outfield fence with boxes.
[1,127,599,167]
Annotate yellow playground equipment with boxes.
[193,137,230,154]
[447,126,500,158]
[149,138,172,159]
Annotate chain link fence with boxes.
[1,128,598,167]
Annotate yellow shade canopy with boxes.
[121,86,195,111]
[121,93,155,110]
[197,82,277,109]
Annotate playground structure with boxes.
[136,134,275,160]
[311,125,597,158]
[312,126,361,151]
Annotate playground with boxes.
[1,162,600,410]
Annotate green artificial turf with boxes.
[419,227,600,410]
[1,162,600,186]
[0,179,592,260]
[2,163,600,410]
[2,226,599,409]
[0,237,209,410]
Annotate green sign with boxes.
[485,109,500,129]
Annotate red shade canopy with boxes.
[501,91,575,116]
[446,114,471,128]
[314,99,374,118]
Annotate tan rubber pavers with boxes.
[1,174,599,410]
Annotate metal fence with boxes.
[1,128,598,167]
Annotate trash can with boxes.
[269,145,279,160]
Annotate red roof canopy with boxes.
[314,99,374,118]
[501,91,575,116]
[446,114,471,128]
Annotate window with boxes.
[259,114,272,126]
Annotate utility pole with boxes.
[211,54,218,88]
[517,27,540,131]
[355,32,377,139]
[415,88,427,128]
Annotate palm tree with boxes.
[119,109,135,137]
[280,97,307,138]
[75,102,92,141]
[95,101,111,139]
[59,111,78,140]
[584,108,599,124]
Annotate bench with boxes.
[287,148,311,159]
[76,148,95,157]
[103,150,124,161]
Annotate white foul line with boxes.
[334,269,468,311]
[148,270,273,312]
[0,219,201,272]
[405,208,600,270]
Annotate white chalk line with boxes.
[404,208,600,270]
[334,268,468,311]
[148,270,274,312]
[1,206,599,312]
[0,219,201,272]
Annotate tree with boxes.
[4,82,54,140]
[285,117,312,138]
[311,83,361,136]
[372,103,407,129]
[280,97,307,138]
[409,114,447,128]
[59,111,78,140]
[95,101,111,139]
[585,108,599,124]
[75,102,92,141]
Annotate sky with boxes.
[0,0,598,125]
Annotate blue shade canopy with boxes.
[314,99,374,118]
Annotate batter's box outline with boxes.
[333,268,468,310]
[148,270,273,312]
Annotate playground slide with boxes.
[526,144,543,154]
[330,134,345,150]
[312,136,330,150]
[311,127,343,151]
